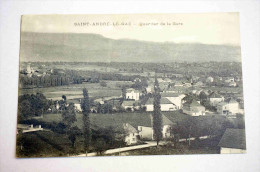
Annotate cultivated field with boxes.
[19,81,128,100]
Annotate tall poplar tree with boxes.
[81,88,92,152]
[153,76,162,146]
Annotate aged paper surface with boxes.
[17,13,245,158]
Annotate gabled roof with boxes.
[123,123,138,133]
[226,97,238,104]
[89,113,175,131]
[161,92,180,97]
[126,88,140,93]
[175,81,183,85]
[184,99,202,107]
[218,101,228,106]
[161,114,174,126]
[218,128,246,150]
[145,97,173,105]
[121,100,137,107]
[209,92,223,98]
[68,99,81,104]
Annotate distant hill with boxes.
[20,32,241,62]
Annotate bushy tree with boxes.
[60,96,77,147]
[68,126,81,148]
[18,93,51,121]
[92,127,126,155]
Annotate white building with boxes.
[138,114,173,140]
[145,86,153,94]
[125,88,140,101]
[217,97,240,115]
[228,81,237,87]
[174,81,184,87]
[161,92,186,109]
[224,77,235,83]
[17,124,43,134]
[206,76,214,83]
[182,100,206,116]
[208,92,224,106]
[123,123,139,145]
[145,97,177,112]
[194,81,204,87]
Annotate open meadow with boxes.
[18,81,129,100]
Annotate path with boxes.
[76,141,167,157]
[74,135,214,157]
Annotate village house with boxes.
[157,77,172,83]
[89,113,174,145]
[125,88,140,101]
[68,99,82,112]
[174,81,184,87]
[208,92,224,106]
[17,124,43,134]
[145,97,177,112]
[123,123,140,145]
[218,128,246,154]
[224,77,235,83]
[183,82,192,87]
[217,97,241,115]
[206,76,214,83]
[165,86,177,93]
[145,86,153,94]
[138,114,174,140]
[121,100,140,111]
[159,83,169,92]
[228,81,237,87]
[193,81,204,87]
[182,99,206,116]
[161,92,186,109]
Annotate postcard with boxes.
[16,13,245,158]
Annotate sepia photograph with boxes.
[16,13,246,158]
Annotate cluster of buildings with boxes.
[119,82,244,118]
[67,74,244,119]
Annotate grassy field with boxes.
[53,64,119,73]
[16,131,85,157]
[39,111,191,130]
[19,81,124,100]
[119,137,220,156]
[123,146,219,156]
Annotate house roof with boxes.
[121,100,137,107]
[209,92,223,98]
[226,97,238,104]
[161,92,180,97]
[123,123,138,133]
[218,101,228,106]
[175,81,183,85]
[89,113,174,131]
[68,99,81,104]
[126,88,140,93]
[218,128,246,150]
[184,99,203,107]
[161,114,174,126]
[145,97,173,105]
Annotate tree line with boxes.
[19,75,70,88]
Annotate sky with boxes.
[21,13,241,45]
